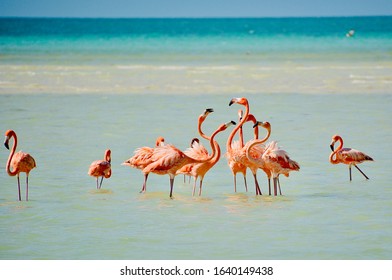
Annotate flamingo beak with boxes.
[253,121,262,128]
[330,144,334,151]
[205,108,214,114]
[4,137,9,150]
[229,99,235,106]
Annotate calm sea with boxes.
[0,17,391,260]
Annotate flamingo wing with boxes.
[11,151,36,173]
[339,148,373,163]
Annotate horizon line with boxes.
[0,14,391,20]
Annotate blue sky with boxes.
[0,0,391,18]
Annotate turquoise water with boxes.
[0,17,392,260]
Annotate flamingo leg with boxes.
[16,174,21,201]
[274,177,278,196]
[140,173,149,193]
[26,175,29,201]
[99,177,104,189]
[244,175,248,192]
[268,178,271,196]
[169,177,175,198]
[192,178,197,196]
[233,174,237,193]
[354,164,370,180]
[199,179,203,196]
[277,177,282,195]
[253,173,262,195]
[349,165,352,181]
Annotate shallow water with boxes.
[1,93,391,260]
[1,17,392,260]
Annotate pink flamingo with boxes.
[122,136,165,193]
[143,121,235,198]
[225,109,251,193]
[329,134,373,181]
[177,109,214,195]
[227,97,263,195]
[88,149,112,189]
[178,108,228,196]
[4,129,36,201]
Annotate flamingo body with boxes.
[122,136,165,193]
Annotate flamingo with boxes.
[4,129,36,201]
[329,134,373,181]
[261,140,300,196]
[177,108,214,195]
[225,110,249,193]
[88,149,112,189]
[227,97,263,195]
[122,136,165,193]
[143,121,235,198]
[245,121,276,195]
[177,108,227,196]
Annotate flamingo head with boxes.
[229,97,248,106]
[3,130,15,150]
[190,138,200,147]
[330,134,342,151]
[254,120,271,130]
[218,121,236,131]
[104,149,112,163]
[155,136,165,147]
[237,109,243,121]
[199,108,214,123]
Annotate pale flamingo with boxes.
[122,136,165,193]
[178,109,229,196]
[88,149,112,189]
[143,121,235,198]
[245,121,276,195]
[183,137,201,183]
[329,134,373,181]
[227,97,263,195]
[4,129,36,201]
[261,140,300,196]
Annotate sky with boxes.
[0,0,391,18]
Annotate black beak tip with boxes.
[229,100,234,106]
[330,144,334,151]
[4,142,9,150]
[231,120,236,125]
[206,108,214,113]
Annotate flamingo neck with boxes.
[6,132,19,176]
[329,137,343,164]
[245,126,271,165]
[227,103,249,152]
[197,116,209,141]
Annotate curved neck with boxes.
[329,137,343,164]
[245,126,271,165]
[6,132,19,176]
[227,103,249,152]
[189,126,225,164]
[329,151,339,164]
[198,115,209,141]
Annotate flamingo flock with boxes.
[3,97,374,201]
